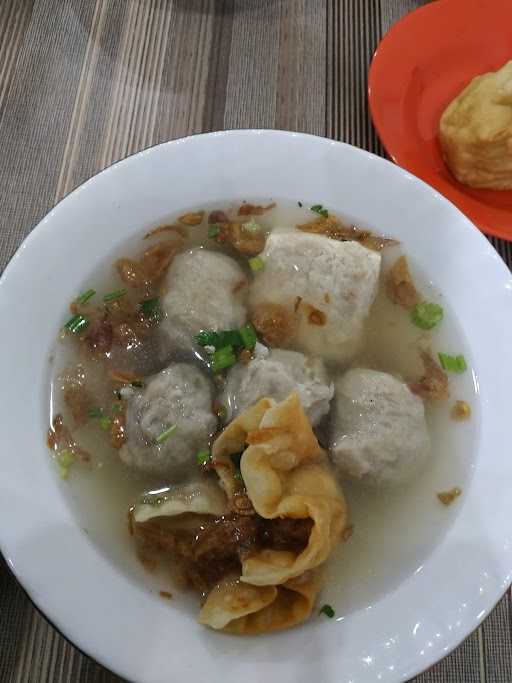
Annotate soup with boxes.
[47,200,477,632]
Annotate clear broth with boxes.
[48,200,479,617]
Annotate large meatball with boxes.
[120,363,217,477]
[249,233,380,364]
[160,248,247,351]
[330,368,430,487]
[222,349,333,426]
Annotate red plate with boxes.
[369,0,512,239]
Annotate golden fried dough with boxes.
[439,60,512,190]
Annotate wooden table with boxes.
[1,1,511,681]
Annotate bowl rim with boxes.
[1,129,512,683]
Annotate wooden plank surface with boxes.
[0,1,510,681]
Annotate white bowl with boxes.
[1,130,511,683]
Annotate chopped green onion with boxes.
[219,330,243,347]
[64,314,90,334]
[208,224,220,238]
[103,288,127,302]
[195,330,216,346]
[112,402,123,413]
[249,256,265,272]
[233,468,243,481]
[438,352,467,373]
[195,329,243,350]
[75,289,96,305]
[242,218,261,233]
[239,323,257,349]
[88,407,104,418]
[411,302,444,330]
[319,604,335,618]
[139,297,163,323]
[310,204,328,218]
[131,380,144,388]
[196,450,211,465]
[99,416,112,431]
[56,449,75,480]
[156,424,177,444]
[211,345,237,373]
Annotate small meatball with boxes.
[249,233,381,363]
[160,249,247,351]
[222,349,333,426]
[120,363,217,477]
[330,368,430,487]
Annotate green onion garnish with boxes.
[208,224,220,238]
[411,302,444,330]
[103,288,127,302]
[319,604,335,618]
[212,345,237,373]
[239,323,257,349]
[64,314,89,334]
[131,380,144,388]
[112,402,123,413]
[220,330,243,347]
[195,330,216,346]
[195,329,243,350]
[75,289,96,305]
[438,352,467,373]
[139,297,163,323]
[156,424,177,444]
[249,256,265,272]
[56,449,75,480]
[88,407,104,418]
[99,416,112,431]
[196,450,211,465]
[233,468,243,481]
[310,204,328,218]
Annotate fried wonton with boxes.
[212,393,347,587]
[198,570,321,634]
[132,393,348,635]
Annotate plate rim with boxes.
[368,0,512,241]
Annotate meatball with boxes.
[330,368,430,487]
[249,233,380,363]
[222,349,333,426]
[160,248,247,351]
[120,363,217,477]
